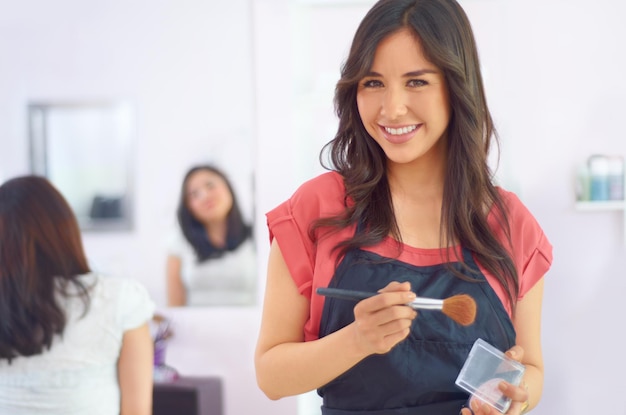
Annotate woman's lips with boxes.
[380,124,421,144]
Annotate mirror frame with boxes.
[28,101,135,232]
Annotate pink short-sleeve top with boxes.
[267,172,553,341]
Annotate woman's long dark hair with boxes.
[312,0,519,311]
[177,165,251,262]
[0,176,91,363]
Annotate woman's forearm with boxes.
[256,322,368,400]
[165,256,186,306]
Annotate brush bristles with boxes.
[441,294,477,326]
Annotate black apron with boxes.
[318,246,516,415]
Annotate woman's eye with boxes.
[407,79,428,87]
[361,79,383,88]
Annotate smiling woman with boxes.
[254,1,552,414]
[166,165,256,307]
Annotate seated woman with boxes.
[0,175,155,415]
[166,164,256,306]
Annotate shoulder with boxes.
[267,171,345,224]
[285,171,345,209]
[86,272,138,292]
[236,237,256,254]
[497,188,531,218]
[165,225,191,256]
[495,188,549,246]
[85,272,149,303]
[293,171,344,197]
[88,273,155,330]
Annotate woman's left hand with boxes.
[459,345,530,415]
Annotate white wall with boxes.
[490,2,626,413]
[2,1,626,414]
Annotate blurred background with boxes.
[1,0,625,414]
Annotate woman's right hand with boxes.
[351,281,418,355]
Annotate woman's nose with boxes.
[381,87,408,119]
[193,188,209,201]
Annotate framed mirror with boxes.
[28,101,134,231]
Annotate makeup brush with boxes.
[316,287,477,326]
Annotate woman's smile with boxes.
[379,124,421,144]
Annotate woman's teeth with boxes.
[384,125,417,135]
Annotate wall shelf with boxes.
[574,201,625,211]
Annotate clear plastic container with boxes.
[455,338,525,413]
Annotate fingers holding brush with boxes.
[351,281,418,355]
[376,280,412,294]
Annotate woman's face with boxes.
[185,170,233,225]
[356,28,451,168]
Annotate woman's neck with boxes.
[386,157,448,249]
[386,158,445,202]
[204,221,228,248]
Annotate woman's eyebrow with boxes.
[363,69,438,77]
[404,69,438,77]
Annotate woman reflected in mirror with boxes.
[166,164,256,307]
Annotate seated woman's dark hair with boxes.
[0,176,91,363]
[177,164,252,262]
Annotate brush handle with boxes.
[316,287,375,302]
[316,287,443,311]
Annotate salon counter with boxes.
[153,375,223,415]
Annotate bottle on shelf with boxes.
[588,155,611,201]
